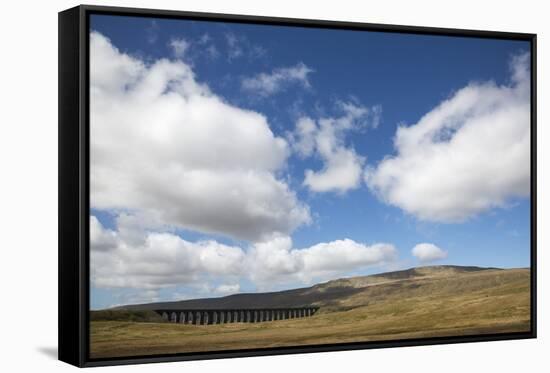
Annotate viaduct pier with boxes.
[156,306,319,325]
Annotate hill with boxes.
[110,265,507,312]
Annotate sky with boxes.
[88,14,531,310]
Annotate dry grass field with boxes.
[90,267,530,359]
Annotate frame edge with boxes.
[58,5,86,367]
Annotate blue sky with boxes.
[89,14,531,309]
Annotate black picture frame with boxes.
[58,4,537,368]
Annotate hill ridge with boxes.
[111,265,506,311]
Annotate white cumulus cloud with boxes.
[90,31,310,242]
[90,214,246,290]
[365,52,531,222]
[411,243,448,263]
[292,101,381,193]
[241,62,314,96]
[90,215,117,252]
[91,215,397,293]
[248,234,397,287]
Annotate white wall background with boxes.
[0,0,546,371]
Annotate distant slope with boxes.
[112,265,506,311]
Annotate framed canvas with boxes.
[58,4,537,367]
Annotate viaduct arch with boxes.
[156,306,319,325]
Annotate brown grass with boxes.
[90,268,530,359]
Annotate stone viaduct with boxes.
[156,306,319,325]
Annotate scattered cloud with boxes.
[198,33,211,44]
[91,215,397,295]
[291,101,381,193]
[365,52,530,222]
[241,63,314,97]
[102,289,162,309]
[225,32,243,60]
[168,37,190,58]
[411,243,448,263]
[146,20,159,44]
[167,34,221,61]
[293,117,317,157]
[225,32,267,61]
[90,31,310,242]
[215,284,241,295]
[205,44,220,59]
